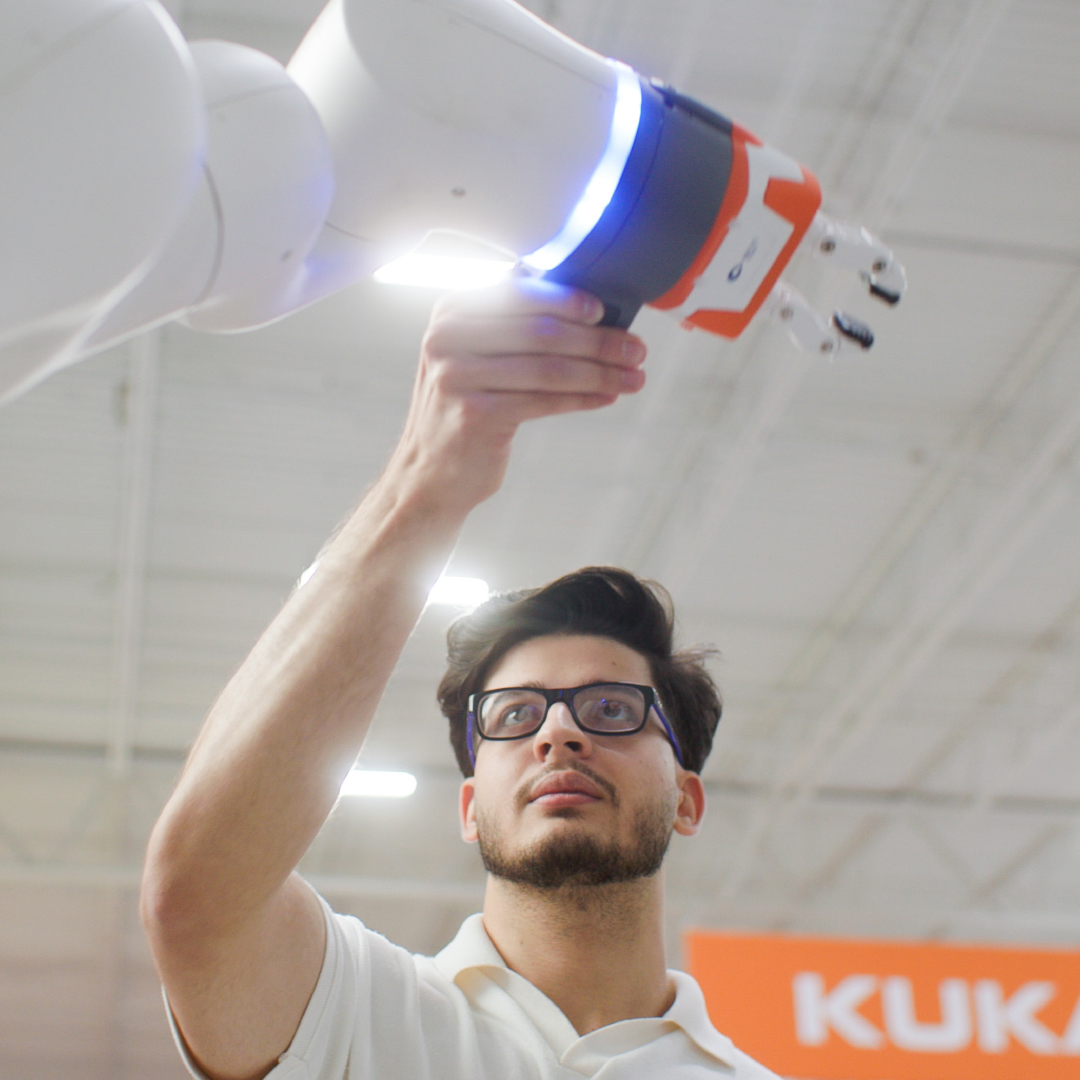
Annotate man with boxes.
[141,278,780,1080]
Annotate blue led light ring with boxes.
[538,78,735,328]
[521,60,643,272]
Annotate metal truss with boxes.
[717,272,1080,902]
[108,332,160,777]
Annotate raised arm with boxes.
[139,278,647,1080]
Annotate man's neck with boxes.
[480,871,673,1037]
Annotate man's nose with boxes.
[532,701,592,759]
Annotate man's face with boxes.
[458,633,705,888]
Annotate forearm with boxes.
[144,459,468,938]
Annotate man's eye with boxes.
[495,703,540,729]
[599,701,630,718]
[579,694,640,728]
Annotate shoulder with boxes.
[261,901,472,1080]
[321,901,459,999]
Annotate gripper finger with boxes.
[765,282,841,356]
[805,213,907,305]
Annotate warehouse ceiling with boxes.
[1,0,1079,1076]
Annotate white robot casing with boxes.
[0,0,201,401]
[0,0,906,405]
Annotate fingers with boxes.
[415,275,647,453]
[472,390,621,423]
[393,278,643,510]
[436,354,645,397]
[426,312,646,369]
[433,275,604,325]
[425,278,647,389]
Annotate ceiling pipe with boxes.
[718,291,1080,900]
[107,331,160,777]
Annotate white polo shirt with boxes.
[170,897,781,1079]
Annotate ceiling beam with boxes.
[659,0,1011,596]
[704,0,1029,698]
[731,267,1080,764]
[975,689,1080,811]
[919,820,1070,939]
[860,0,1014,227]
[658,0,843,594]
[786,441,1074,804]
[0,860,484,904]
[107,332,161,777]
[880,229,1080,267]
[717,270,1080,901]
[724,444,1076,901]
[766,585,1080,908]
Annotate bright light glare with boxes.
[427,576,490,608]
[373,254,515,290]
[522,60,642,272]
[297,560,320,588]
[340,770,417,798]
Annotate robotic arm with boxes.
[0,0,905,405]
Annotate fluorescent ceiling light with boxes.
[522,60,642,272]
[340,769,417,798]
[373,254,515,289]
[427,575,490,608]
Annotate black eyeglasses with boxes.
[466,682,684,768]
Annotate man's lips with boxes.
[527,770,605,807]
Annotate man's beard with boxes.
[475,767,675,889]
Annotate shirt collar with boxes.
[664,969,739,1068]
[433,914,738,1070]
[433,912,507,978]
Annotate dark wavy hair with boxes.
[437,567,722,777]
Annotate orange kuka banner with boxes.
[684,929,1080,1080]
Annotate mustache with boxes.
[516,761,618,809]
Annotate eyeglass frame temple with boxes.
[465,686,685,769]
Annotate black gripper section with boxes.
[869,282,902,306]
[833,311,874,349]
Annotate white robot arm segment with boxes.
[2,0,908,405]
[0,0,203,403]
[286,0,621,285]
[80,40,335,355]
[287,0,907,340]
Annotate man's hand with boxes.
[140,278,644,1080]
[389,276,647,512]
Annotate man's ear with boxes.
[459,777,479,843]
[673,771,706,837]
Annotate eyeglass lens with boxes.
[477,684,648,738]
